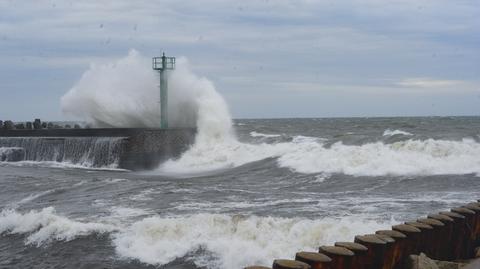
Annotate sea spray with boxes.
[61,49,243,171]
[60,50,480,177]
[61,50,201,128]
[61,50,160,127]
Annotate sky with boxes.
[0,0,479,120]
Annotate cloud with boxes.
[396,78,463,88]
[391,78,480,95]
[0,0,479,118]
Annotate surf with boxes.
[55,51,480,178]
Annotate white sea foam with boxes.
[58,50,480,178]
[113,213,392,269]
[160,140,286,173]
[62,50,202,128]
[278,138,480,176]
[163,129,480,177]
[0,207,116,246]
[383,129,413,136]
[153,62,478,177]
[314,174,328,183]
[0,160,128,171]
[250,131,281,138]
[0,206,396,269]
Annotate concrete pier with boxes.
[0,128,196,170]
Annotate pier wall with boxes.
[0,128,196,170]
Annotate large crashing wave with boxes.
[0,206,391,269]
[113,213,391,268]
[277,137,480,176]
[163,133,480,177]
[61,50,480,177]
[61,50,215,129]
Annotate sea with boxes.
[1,116,480,269]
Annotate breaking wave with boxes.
[112,214,391,268]
[277,138,480,176]
[0,207,115,246]
[58,50,480,177]
[250,131,282,138]
[61,50,204,128]
[0,207,393,269]
[383,129,413,136]
[162,134,480,177]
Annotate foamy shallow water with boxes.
[1,117,480,269]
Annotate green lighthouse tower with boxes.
[152,53,175,129]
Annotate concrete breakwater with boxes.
[246,201,480,269]
[0,123,196,170]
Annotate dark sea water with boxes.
[1,117,480,269]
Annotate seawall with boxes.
[0,128,196,170]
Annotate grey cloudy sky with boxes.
[0,0,479,120]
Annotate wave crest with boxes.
[383,129,413,136]
[113,213,391,268]
[279,138,480,176]
[0,207,116,246]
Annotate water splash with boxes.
[60,50,480,177]
[61,50,211,129]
